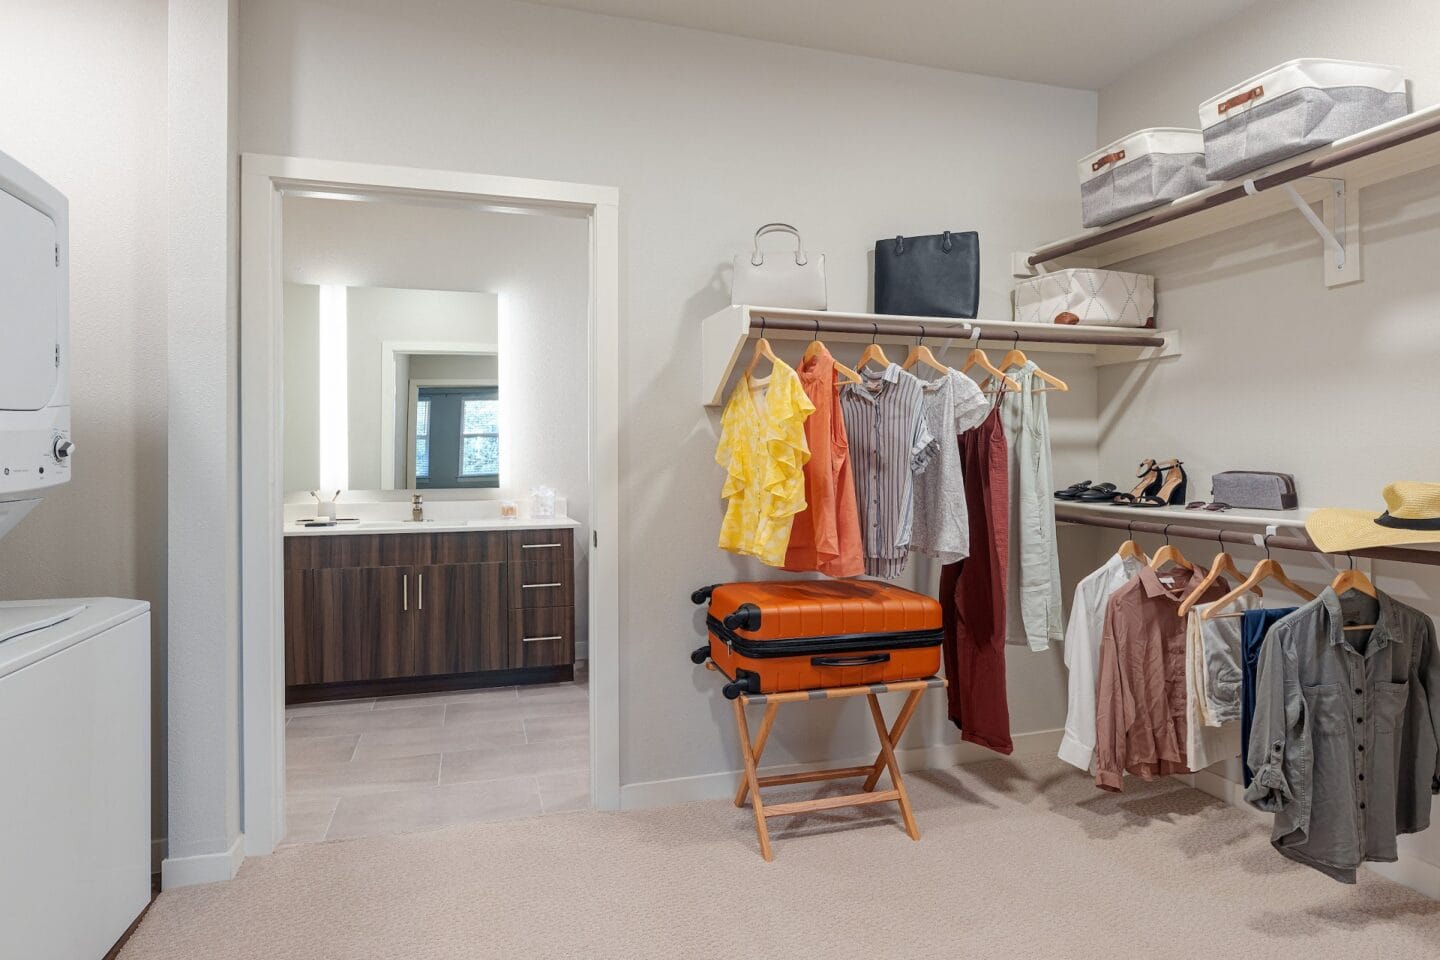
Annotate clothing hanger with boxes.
[1332,553,1379,630]
[1147,523,1194,572]
[1203,534,1316,621]
[743,317,780,380]
[902,325,950,377]
[803,319,861,384]
[1116,518,1149,564]
[960,329,1020,392]
[1177,530,1259,618]
[855,322,892,372]
[999,331,1069,392]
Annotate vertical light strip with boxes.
[318,284,349,491]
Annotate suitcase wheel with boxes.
[689,644,710,665]
[690,584,716,605]
[722,672,760,700]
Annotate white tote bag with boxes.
[730,223,827,310]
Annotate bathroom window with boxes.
[414,386,499,489]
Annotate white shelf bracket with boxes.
[1246,175,1361,288]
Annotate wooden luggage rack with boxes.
[706,661,946,861]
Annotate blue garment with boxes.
[1240,607,1297,785]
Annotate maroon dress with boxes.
[938,400,1013,754]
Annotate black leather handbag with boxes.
[873,231,980,318]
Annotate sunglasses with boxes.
[1186,501,1231,512]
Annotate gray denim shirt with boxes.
[1244,589,1440,883]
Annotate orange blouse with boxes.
[784,347,864,578]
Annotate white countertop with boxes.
[283,516,579,537]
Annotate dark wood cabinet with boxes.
[285,528,574,702]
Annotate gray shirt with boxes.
[909,369,990,564]
[1245,588,1440,883]
[840,364,936,579]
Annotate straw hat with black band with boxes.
[1306,481,1440,553]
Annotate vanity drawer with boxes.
[285,531,506,569]
[508,559,573,609]
[506,528,573,564]
[510,606,574,669]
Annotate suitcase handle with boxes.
[811,653,891,668]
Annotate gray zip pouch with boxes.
[1211,471,1297,510]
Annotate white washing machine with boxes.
[0,599,152,960]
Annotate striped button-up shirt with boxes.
[839,364,936,578]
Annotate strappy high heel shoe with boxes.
[1133,459,1188,508]
[1112,459,1162,505]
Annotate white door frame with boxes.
[378,340,498,490]
[239,154,621,856]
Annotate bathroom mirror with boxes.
[282,283,500,493]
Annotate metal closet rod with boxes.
[748,314,1166,349]
[1057,510,1440,568]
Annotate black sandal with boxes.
[1132,460,1187,507]
[1112,459,1162,505]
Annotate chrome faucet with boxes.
[411,493,424,522]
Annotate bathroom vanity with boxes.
[283,520,577,702]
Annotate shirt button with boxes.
[1360,802,1367,810]
[1357,717,1364,724]
[1358,745,1365,753]
[1358,774,1365,781]
[1354,688,1363,695]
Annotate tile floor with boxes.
[283,673,589,845]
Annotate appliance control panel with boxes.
[0,409,70,497]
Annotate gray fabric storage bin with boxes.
[1200,59,1408,181]
[1078,128,1207,228]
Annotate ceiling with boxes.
[520,0,1262,90]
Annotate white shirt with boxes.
[909,369,990,564]
[1058,551,1144,772]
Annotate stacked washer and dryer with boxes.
[0,150,153,958]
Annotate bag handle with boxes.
[891,231,956,256]
[1090,149,1126,172]
[1218,85,1264,115]
[751,222,808,267]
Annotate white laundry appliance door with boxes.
[0,185,60,412]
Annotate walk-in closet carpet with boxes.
[121,757,1440,959]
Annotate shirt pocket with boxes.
[1373,680,1410,734]
[1302,683,1346,736]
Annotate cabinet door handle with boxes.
[521,542,562,550]
[521,635,563,643]
[403,574,409,612]
[418,573,424,610]
[522,582,563,589]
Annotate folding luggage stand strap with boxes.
[711,663,947,862]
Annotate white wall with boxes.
[240,0,1099,789]
[0,0,170,869]
[1095,0,1440,886]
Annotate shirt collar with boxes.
[1138,564,1203,602]
[851,363,902,403]
[1319,586,1392,654]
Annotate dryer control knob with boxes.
[53,438,75,461]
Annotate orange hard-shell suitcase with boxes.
[689,580,942,699]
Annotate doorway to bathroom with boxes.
[239,157,620,857]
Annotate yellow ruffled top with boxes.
[716,360,815,566]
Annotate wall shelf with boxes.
[1055,501,1440,567]
[701,305,1178,407]
[1021,104,1440,286]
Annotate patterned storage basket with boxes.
[1079,128,1207,228]
[1013,269,1154,328]
[1200,59,1408,181]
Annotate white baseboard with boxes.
[161,833,244,890]
[1178,769,1440,900]
[620,729,1063,810]
[151,837,167,875]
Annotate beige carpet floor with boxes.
[121,757,1440,960]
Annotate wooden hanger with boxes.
[802,320,862,384]
[1178,538,1260,618]
[744,324,780,380]
[855,322,892,372]
[1331,554,1379,630]
[1116,520,1149,564]
[1203,536,1316,621]
[959,330,1020,392]
[902,325,950,377]
[999,331,1069,392]
[1148,524,1194,572]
